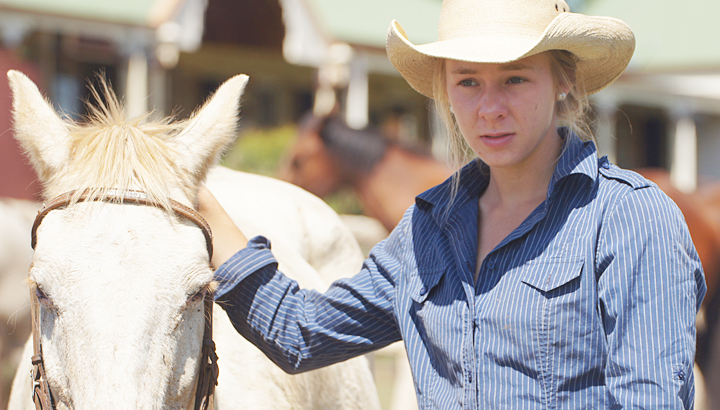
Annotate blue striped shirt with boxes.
[214,133,706,409]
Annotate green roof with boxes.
[581,0,720,71]
[306,0,441,48]
[0,0,170,27]
[0,0,442,46]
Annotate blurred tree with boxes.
[221,125,295,177]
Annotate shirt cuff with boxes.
[213,235,278,300]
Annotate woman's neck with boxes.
[475,133,563,276]
[484,161,555,209]
[484,139,562,209]
[485,125,564,202]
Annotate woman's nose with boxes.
[476,87,507,121]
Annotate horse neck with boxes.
[352,146,451,231]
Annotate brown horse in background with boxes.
[279,115,452,232]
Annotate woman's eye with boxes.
[507,76,525,84]
[458,79,477,87]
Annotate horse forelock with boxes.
[47,79,192,210]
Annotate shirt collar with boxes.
[547,129,598,199]
[416,130,598,227]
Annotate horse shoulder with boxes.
[359,148,451,230]
[7,336,33,410]
[212,306,380,410]
[204,166,364,285]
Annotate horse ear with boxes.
[174,74,249,184]
[7,70,71,185]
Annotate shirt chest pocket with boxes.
[519,258,584,296]
[512,258,604,369]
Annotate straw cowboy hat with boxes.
[386,0,635,98]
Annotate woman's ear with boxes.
[560,83,571,99]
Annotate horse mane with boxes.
[304,113,438,179]
[320,118,387,175]
[55,77,190,210]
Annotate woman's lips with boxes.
[482,132,512,138]
[480,132,514,146]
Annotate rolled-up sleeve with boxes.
[213,230,406,374]
[213,236,278,299]
[596,186,706,408]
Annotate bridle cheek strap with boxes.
[30,293,54,410]
[29,190,218,410]
[194,296,219,410]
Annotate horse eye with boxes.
[186,287,207,307]
[35,287,54,308]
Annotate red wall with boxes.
[0,49,42,200]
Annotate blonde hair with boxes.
[432,50,592,172]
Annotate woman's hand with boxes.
[196,185,248,269]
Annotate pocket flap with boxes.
[408,267,446,304]
[521,259,584,292]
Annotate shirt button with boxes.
[486,260,495,270]
[419,286,427,296]
[678,371,686,381]
[601,161,610,169]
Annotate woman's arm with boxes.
[196,185,248,269]
[597,186,706,408]
[195,184,403,373]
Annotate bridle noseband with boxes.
[29,189,219,410]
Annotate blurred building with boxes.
[581,0,720,189]
[0,0,208,199]
[0,0,441,199]
[4,0,717,198]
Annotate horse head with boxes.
[279,115,345,197]
[279,114,389,198]
[280,113,452,231]
[9,70,247,409]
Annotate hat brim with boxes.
[386,12,635,98]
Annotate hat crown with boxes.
[387,0,634,98]
[438,0,571,41]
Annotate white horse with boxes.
[6,70,381,410]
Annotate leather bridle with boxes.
[29,189,219,410]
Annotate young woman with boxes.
[198,0,706,407]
